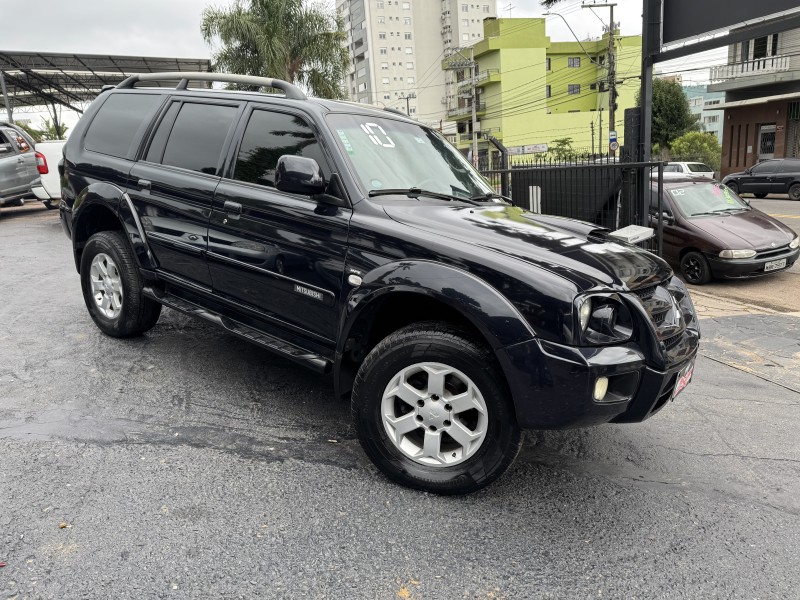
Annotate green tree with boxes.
[201,0,350,99]
[637,78,699,155]
[550,136,575,161]
[670,131,722,172]
[14,119,68,143]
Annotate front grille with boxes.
[631,279,687,344]
[633,284,657,301]
[755,245,790,260]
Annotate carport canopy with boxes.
[0,50,211,121]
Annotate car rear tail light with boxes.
[36,151,49,175]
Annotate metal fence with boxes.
[479,152,665,256]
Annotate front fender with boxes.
[339,260,536,355]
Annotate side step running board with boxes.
[143,286,332,374]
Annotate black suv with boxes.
[60,73,700,494]
[722,158,800,200]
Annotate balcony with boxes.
[456,69,501,91]
[447,103,486,119]
[709,54,799,92]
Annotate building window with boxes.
[462,33,469,41]
[704,115,720,124]
[462,3,468,11]
[410,107,416,114]
[568,84,580,94]
[402,1,410,8]
[404,17,411,25]
[705,99,720,106]
[406,62,414,69]
[546,57,551,70]
[357,67,366,77]
[358,82,367,92]
[483,5,489,12]
[407,77,415,84]
[404,32,412,39]
[568,57,581,68]
[380,47,387,55]
[382,77,390,84]
[379,32,386,39]
[546,85,551,98]
[384,94,391,100]
[462,19,469,26]
[406,47,413,54]
[378,16,385,23]
[381,62,389,70]
[377,0,384,7]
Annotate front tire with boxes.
[352,322,522,495]
[754,193,768,199]
[726,181,739,195]
[789,183,800,201]
[80,231,161,337]
[680,251,712,285]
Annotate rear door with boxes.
[207,105,351,344]
[129,99,243,289]
[0,128,28,196]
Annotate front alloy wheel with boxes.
[352,322,521,495]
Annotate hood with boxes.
[691,208,797,250]
[722,171,747,181]
[382,203,672,291]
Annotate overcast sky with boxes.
[3,0,723,126]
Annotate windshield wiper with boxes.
[713,207,749,213]
[690,211,726,217]
[369,187,480,205]
[470,191,512,203]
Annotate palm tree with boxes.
[201,0,350,99]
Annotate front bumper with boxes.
[707,248,799,279]
[496,329,700,430]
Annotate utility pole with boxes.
[582,3,617,149]
[399,92,416,116]
[591,121,595,156]
[0,71,13,123]
[599,107,603,155]
[470,45,478,166]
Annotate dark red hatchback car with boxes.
[649,175,799,284]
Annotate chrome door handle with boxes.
[223,200,242,215]
[137,179,152,190]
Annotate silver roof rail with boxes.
[116,72,307,100]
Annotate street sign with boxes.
[609,141,619,152]
[609,130,618,143]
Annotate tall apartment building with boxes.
[336,0,497,131]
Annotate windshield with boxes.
[326,113,493,199]
[668,182,749,217]
[686,163,712,173]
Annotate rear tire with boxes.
[43,200,57,210]
[80,231,161,337]
[680,251,712,285]
[754,193,768,199]
[352,322,522,495]
[726,181,739,195]
[789,183,800,201]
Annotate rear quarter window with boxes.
[84,93,163,158]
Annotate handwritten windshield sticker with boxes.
[670,188,685,196]
[723,187,736,205]
[360,123,396,148]
[336,129,354,154]
[711,185,722,196]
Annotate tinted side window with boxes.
[687,163,712,173]
[161,103,238,175]
[779,161,800,174]
[84,93,162,158]
[751,161,777,174]
[145,102,180,164]
[233,110,330,188]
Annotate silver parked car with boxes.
[0,124,39,207]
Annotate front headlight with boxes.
[790,236,799,250]
[719,249,757,259]
[575,294,633,345]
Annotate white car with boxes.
[661,161,716,179]
[30,140,66,209]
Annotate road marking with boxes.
[767,214,800,219]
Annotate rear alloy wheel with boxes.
[726,181,739,195]
[754,193,768,199]
[680,251,712,285]
[80,231,161,337]
[789,183,800,201]
[352,322,521,495]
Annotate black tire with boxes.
[43,200,57,210]
[680,251,712,285]
[789,183,800,201]
[726,181,739,195]
[80,231,161,337]
[754,193,768,199]
[352,322,522,495]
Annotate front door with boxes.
[207,106,350,344]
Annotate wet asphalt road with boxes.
[1,205,799,599]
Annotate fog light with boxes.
[593,376,609,401]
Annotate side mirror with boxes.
[0,143,12,154]
[661,211,674,225]
[275,155,326,196]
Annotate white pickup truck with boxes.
[31,140,66,209]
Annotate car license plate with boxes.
[764,258,787,272]
[672,361,694,400]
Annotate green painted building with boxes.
[442,18,642,160]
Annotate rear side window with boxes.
[160,103,237,175]
[84,93,162,158]
[779,160,800,173]
[233,110,330,188]
[687,163,712,173]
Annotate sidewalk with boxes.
[690,289,800,394]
